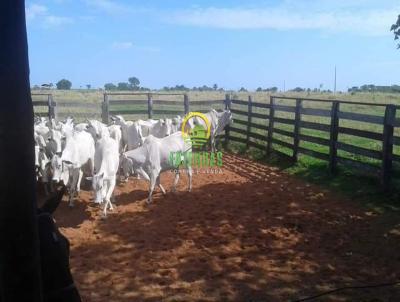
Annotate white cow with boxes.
[171,116,183,134]
[87,119,109,140]
[111,116,144,151]
[108,124,122,153]
[87,132,120,216]
[46,128,63,156]
[188,109,232,151]
[52,129,95,206]
[74,123,89,132]
[122,132,192,204]
[139,118,172,138]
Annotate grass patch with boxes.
[226,141,400,214]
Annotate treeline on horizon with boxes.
[31,76,400,94]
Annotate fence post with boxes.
[148,93,153,119]
[329,101,340,174]
[102,93,109,124]
[246,95,253,148]
[381,105,396,190]
[224,94,232,148]
[48,94,56,120]
[184,94,190,115]
[266,96,275,157]
[293,98,302,161]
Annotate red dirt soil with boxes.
[53,153,400,302]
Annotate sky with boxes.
[26,0,400,91]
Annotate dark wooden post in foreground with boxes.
[102,93,109,124]
[148,93,153,119]
[328,101,340,174]
[224,94,232,148]
[184,94,190,115]
[381,105,396,189]
[0,0,43,301]
[292,98,302,161]
[266,96,275,157]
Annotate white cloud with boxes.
[167,4,399,36]
[112,42,134,50]
[26,4,48,20]
[44,16,74,27]
[85,0,130,14]
[26,2,73,28]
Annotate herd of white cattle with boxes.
[34,109,232,216]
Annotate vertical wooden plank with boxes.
[102,93,109,124]
[381,105,396,190]
[148,93,153,119]
[47,94,53,120]
[292,99,303,161]
[266,96,275,157]
[49,94,58,121]
[224,94,232,148]
[329,101,340,174]
[246,95,253,148]
[184,94,190,115]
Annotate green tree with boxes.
[86,84,91,90]
[239,87,247,92]
[128,77,140,90]
[256,87,263,92]
[118,82,130,90]
[56,79,72,90]
[104,83,117,90]
[213,83,218,91]
[391,15,400,48]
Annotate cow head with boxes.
[51,155,70,185]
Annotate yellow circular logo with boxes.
[181,112,211,148]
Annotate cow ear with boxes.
[86,177,93,181]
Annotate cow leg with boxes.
[75,169,83,197]
[187,166,193,192]
[147,172,157,204]
[156,175,166,195]
[68,169,79,207]
[103,179,115,217]
[172,170,180,192]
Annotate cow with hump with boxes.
[121,131,193,204]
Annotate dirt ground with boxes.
[53,153,400,302]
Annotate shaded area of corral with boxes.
[54,154,400,301]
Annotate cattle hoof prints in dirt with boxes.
[51,153,400,302]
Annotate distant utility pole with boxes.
[334,65,337,95]
[283,80,286,93]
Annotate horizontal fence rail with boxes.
[226,96,400,189]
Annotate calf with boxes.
[122,132,192,204]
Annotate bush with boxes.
[56,79,72,90]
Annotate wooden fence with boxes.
[32,92,227,122]
[32,92,400,188]
[103,92,227,123]
[225,95,400,189]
